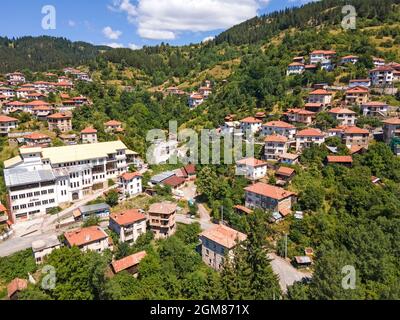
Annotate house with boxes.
[372,57,385,67]
[111,251,147,276]
[287,62,305,75]
[383,118,400,144]
[293,56,305,64]
[349,79,371,88]
[104,120,122,133]
[119,172,143,196]
[199,224,247,271]
[235,157,268,180]
[221,121,241,135]
[59,134,77,145]
[47,112,72,132]
[109,209,147,243]
[345,86,369,105]
[310,50,336,70]
[166,87,185,96]
[16,87,37,99]
[275,166,296,184]
[71,96,89,106]
[80,127,98,144]
[304,64,317,72]
[64,226,110,253]
[326,155,353,166]
[189,93,204,108]
[7,278,28,300]
[0,86,15,98]
[262,120,296,139]
[308,89,333,106]
[341,55,359,65]
[31,235,61,264]
[369,66,394,86]
[6,72,26,85]
[3,101,26,114]
[295,128,325,151]
[278,153,300,165]
[0,115,18,135]
[285,108,315,125]
[294,256,312,268]
[328,107,357,126]
[233,205,253,215]
[255,112,266,121]
[162,175,186,190]
[240,117,263,135]
[244,182,297,219]
[0,203,10,228]
[4,141,135,222]
[24,132,51,147]
[73,203,111,221]
[148,202,177,239]
[198,86,212,98]
[338,126,370,148]
[304,102,325,113]
[264,134,289,161]
[361,101,389,117]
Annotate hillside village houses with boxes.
[341,55,359,65]
[47,112,73,132]
[296,128,325,151]
[309,50,336,70]
[109,209,147,243]
[119,171,143,197]
[199,224,247,271]
[32,235,61,264]
[262,120,296,139]
[328,126,370,148]
[308,89,333,106]
[0,115,18,135]
[64,226,110,253]
[188,92,204,108]
[345,86,369,105]
[104,120,123,133]
[24,132,51,147]
[3,140,137,222]
[264,134,289,160]
[240,116,263,134]
[361,101,389,117]
[383,118,400,144]
[80,127,98,144]
[6,72,26,86]
[285,108,315,125]
[148,202,177,239]
[372,56,386,67]
[369,66,394,86]
[235,157,268,180]
[328,108,357,126]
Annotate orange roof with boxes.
[200,224,247,249]
[32,105,52,111]
[64,226,108,247]
[276,166,295,177]
[105,120,121,126]
[383,118,400,125]
[346,86,369,94]
[342,55,358,59]
[288,62,305,67]
[309,89,333,95]
[236,157,267,167]
[7,278,28,298]
[245,182,296,200]
[233,205,253,215]
[349,145,364,155]
[25,132,49,140]
[296,128,324,137]
[264,134,288,143]
[25,100,50,106]
[121,172,142,181]
[311,50,336,55]
[362,101,387,107]
[370,66,394,72]
[343,126,369,135]
[0,115,18,122]
[6,101,25,106]
[48,112,71,119]
[81,127,97,134]
[329,107,356,115]
[110,209,146,226]
[263,120,295,129]
[240,116,263,124]
[111,251,147,273]
[327,155,353,163]
[163,175,186,187]
[148,202,177,215]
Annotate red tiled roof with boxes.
[81,127,97,134]
[64,226,108,247]
[288,62,305,67]
[104,120,121,126]
[329,107,356,114]
[200,224,247,249]
[111,251,147,273]
[233,205,253,215]
[236,157,267,167]
[240,116,263,124]
[309,89,333,95]
[311,50,336,55]
[121,172,142,181]
[184,164,196,175]
[327,155,353,163]
[264,134,288,143]
[349,79,370,83]
[48,112,71,119]
[370,66,394,72]
[0,203,7,212]
[296,128,324,137]
[342,55,358,59]
[7,278,28,298]
[24,132,49,140]
[25,100,50,106]
[163,175,186,187]
[362,101,387,107]
[343,126,369,135]
[245,182,296,200]
[6,101,25,106]
[346,86,369,94]
[276,166,295,177]
[148,202,177,215]
[0,115,18,122]
[110,209,146,226]
[263,120,295,129]
[383,118,400,125]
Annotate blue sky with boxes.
[0,0,314,48]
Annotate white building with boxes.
[361,101,389,117]
[262,120,296,139]
[119,172,142,197]
[6,72,25,85]
[328,107,357,126]
[372,57,385,67]
[264,134,289,160]
[221,121,241,135]
[296,128,325,151]
[109,209,147,243]
[240,117,262,135]
[383,118,400,144]
[32,235,61,264]
[308,89,333,106]
[369,66,394,86]
[235,157,268,180]
[349,79,371,88]
[287,62,305,75]
[4,141,136,222]
[0,115,18,135]
[310,50,336,70]
[189,93,204,108]
[64,226,110,253]
[341,55,359,65]
[0,87,15,98]
[80,127,98,144]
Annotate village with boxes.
[1,47,400,300]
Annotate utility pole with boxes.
[284,233,288,260]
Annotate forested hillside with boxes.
[0,36,109,73]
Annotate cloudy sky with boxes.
[1,0,316,48]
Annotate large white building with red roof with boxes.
[240,116,263,134]
[369,66,394,86]
[308,89,333,106]
[0,115,18,135]
[80,127,98,144]
[310,50,336,70]
[264,134,289,160]
[262,120,296,139]
[360,101,389,117]
[109,209,147,243]
[345,86,369,105]
[295,128,325,151]
[328,107,357,126]
[64,226,110,253]
[119,171,142,197]
[235,157,268,180]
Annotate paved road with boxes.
[176,213,215,231]
[268,253,312,293]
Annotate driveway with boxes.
[268,253,312,293]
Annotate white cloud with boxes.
[109,0,270,40]
[202,36,215,43]
[68,20,76,27]
[102,26,123,40]
[105,42,124,48]
[128,43,143,50]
